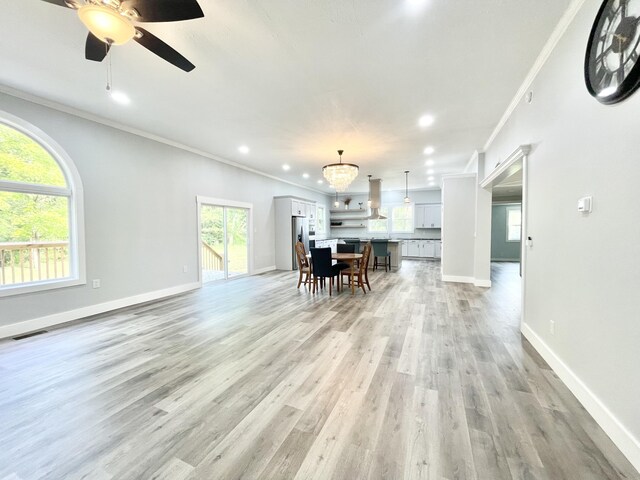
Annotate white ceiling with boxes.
[0,0,570,193]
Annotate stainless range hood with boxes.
[367,178,387,220]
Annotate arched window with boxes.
[0,111,85,296]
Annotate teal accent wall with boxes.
[491,204,521,261]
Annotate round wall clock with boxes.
[585,0,640,104]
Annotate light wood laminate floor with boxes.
[0,261,638,480]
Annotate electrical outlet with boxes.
[183,265,188,273]
[92,279,101,289]
[550,319,555,335]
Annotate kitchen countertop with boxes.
[318,238,440,242]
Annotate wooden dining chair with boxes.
[341,242,372,294]
[295,241,312,289]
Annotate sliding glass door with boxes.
[199,202,249,282]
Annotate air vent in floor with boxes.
[13,330,48,341]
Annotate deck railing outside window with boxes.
[201,241,223,271]
[0,241,69,285]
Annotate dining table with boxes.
[332,252,363,295]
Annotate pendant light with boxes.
[367,175,372,208]
[404,170,411,204]
[323,149,359,192]
[334,190,340,208]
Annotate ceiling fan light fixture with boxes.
[78,5,135,45]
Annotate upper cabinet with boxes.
[278,196,316,219]
[415,203,442,229]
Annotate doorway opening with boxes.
[480,145,529,327]
[491,168,523,267]
[197,197,251,283]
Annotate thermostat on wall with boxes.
[577,196,592,213]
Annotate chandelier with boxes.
[323,149,359,192]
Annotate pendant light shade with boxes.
[367,174,372,208]
[323,149,359,192]
[334,190,339,208]
[404,170,411,204]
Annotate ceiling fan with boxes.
[40,0,204,72]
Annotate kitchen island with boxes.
[315,238,403,269]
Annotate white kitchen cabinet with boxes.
[414,205,426,228]
[401,242,408,256]
[407,240,420,257]
[424,205,441,228]
[434,241,441,259]
[423,240,436,258]
[291,200,303,217]
[307,205,316,221]
[415,203,442,228]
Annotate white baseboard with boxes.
[474,279,492,288]
[253,265,276,275]
[0,282,200,340]
[442,275,475,284]
[522,323,640,473]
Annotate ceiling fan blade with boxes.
[85,33,110,62]
[123,0,204,22]
[40,0,74,7]
[134,28,195,72]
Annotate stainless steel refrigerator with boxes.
[291,217,309,270]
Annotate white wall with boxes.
[441,175,476,282]
[330,189,442,239]
[0,92,330,332]
[483,0,640,469]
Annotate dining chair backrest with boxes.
[309,247,333,277]
[343,239,361,252]
[295,241,308,268]
[337,243,356,254]
[359,243,372,274]
[371,239,389,256]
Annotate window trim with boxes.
[390,203,415,234]
[0,110,86,297]
[368,203,416,234]
[367,207,389,234]
[505,205,522,243]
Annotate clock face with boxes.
[585,0,640,104]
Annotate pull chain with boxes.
[105,41,113,94]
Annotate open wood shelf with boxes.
[330,225,366,229]
[329,209,367,214]
[329,216,368,221]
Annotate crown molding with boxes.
[0,84,331,198]
[483,0,587,152]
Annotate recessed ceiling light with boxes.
[317,180,323,184]
[109,90,130,105]
[428,176,435,181]
[302,173,310,179]
[423,146,435,155]
[282,164,290,171]
[427,169,434,175]
[418,114,435,128]
[405,0,429,13]
[425,159,435,166]
[238,145,250,154]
